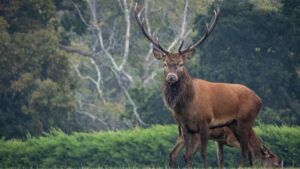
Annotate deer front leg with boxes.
[216,142,224,168]
[183,131,195,168]
[169,130,201,168]
[248,146,254,166]
[169,133,185,168]
[199,122,209,169]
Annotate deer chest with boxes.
[173,111,200,133]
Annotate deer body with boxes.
[163,64,261,167]
[165,76,261,132]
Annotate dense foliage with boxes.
[0,0,88,138]
[0,125,299,168]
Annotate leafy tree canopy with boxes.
[0,0,88,138]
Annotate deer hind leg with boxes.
[247,144,254,166]
[233,121,253,167]
[199,122,209,169]
[216,142,224,168]
[169,133,185,168]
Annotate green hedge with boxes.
[0,125,299,168]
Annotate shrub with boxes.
[0,125,299,168]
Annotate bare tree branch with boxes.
[117,0,124,11]
[143,71,158,86]
[73,59,105,102]
[144,0,152,36]
[84,0,144,125]
[109,67,147,125]
[77,111,111,130]
[119,0,131,71]
[72,0,89,27]
[59,44,92,57]
[180,0,189,39]
[168,0,191,51]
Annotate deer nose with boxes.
[166,73,178,84]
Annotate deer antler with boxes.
[134,3,169,54]
[179,6,220,54]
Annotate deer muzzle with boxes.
[166,73,179,84]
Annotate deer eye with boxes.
[164,63,167,67]
[179,63,184,67]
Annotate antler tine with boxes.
[134,3,169,54]
[178,40,184,53]
[178,40,193,54]
[179,5,220,54]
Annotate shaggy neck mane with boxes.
[163,68,194,111]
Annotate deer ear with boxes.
[182,49,195,61]
[260,144,272,158]
[153,47,166,61]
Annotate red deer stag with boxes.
[135,4,261,168]
[169,127,281,168]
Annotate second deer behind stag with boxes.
[169,127,281,168]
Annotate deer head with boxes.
[135,3,220,84]
[260,144,281,168]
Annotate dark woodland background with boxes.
[0,0,300,168]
